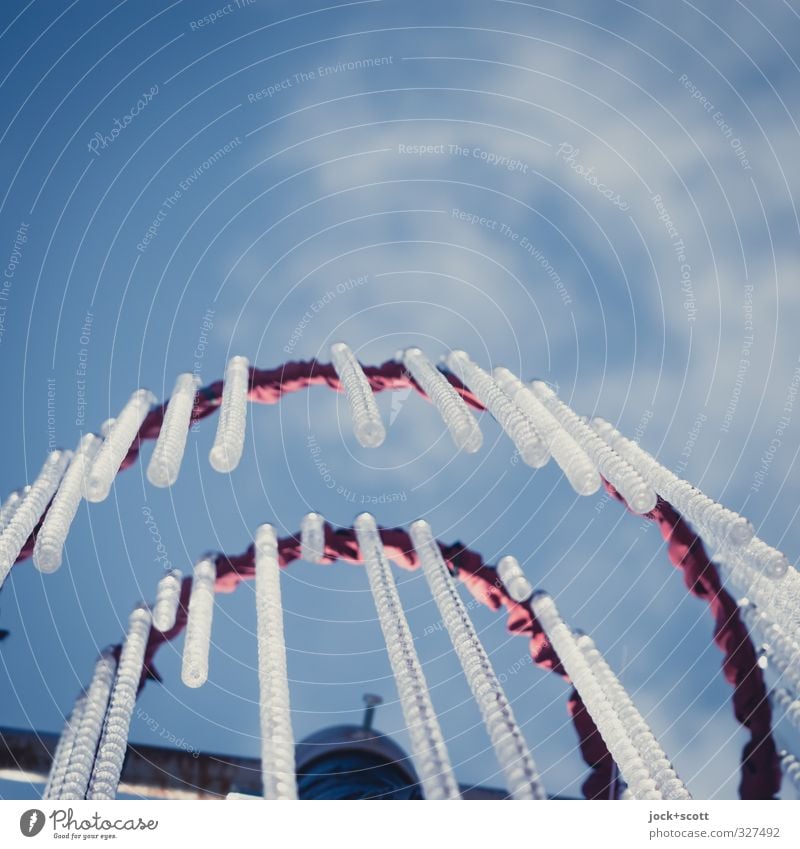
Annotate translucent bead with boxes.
[494,367,601,496]
[44,692,86,800]
[0,450,72,586]
[88,607,151,800]
[59,650,117,800]
[529,384,656,513]
[780,750,800,793]
[445,351,549,468]
[411,520,545,800]
[402,347,483,453]
[0,486,29,534]
[300,512,326,564]
[147,373,200,487]
[152,569,183,632]
[530,592,665,799]
[254,524,298,800]
[209,357,250,472]
[496,555,533,603]
[330,343,386,448]
[355,513,460,800]
[85,389,156,502]
[181,559,217,688]
[34,434,101,574]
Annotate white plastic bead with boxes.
[85,389,156,502]
[0,486,29,533]
[0,450,72,585]
[181,559,217,687]
[330,343,386,448]
[34,434,101,573]
[44,693,87,800]
[152,569,183,632]
[496,555,534,603]
[402,347,483,453]
[411,520,545,799]
[88,607,151,800]
[59,650,118,800]
[355,513,460,800]
[147,373,200,487]
[254,524,298,800]
[445,351,549,468]
[300,512,326,564]
[529,384,656,513]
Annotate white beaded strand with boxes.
[355,513,461,799]
[494,367,601,495]
[411,520,545,799]
[147,373,200,487]
[151,569,183,632]
[44,693,87,800]
[181,559,217,688]
[85,390,156,502]
[0,487,29,533]
[445,351,549,468]
[529,382,656,513]
[402,347,483,453]
[34,434,101,573]
[496,555,534,603]
[88,607,151,800]
[59,650,118,800]
[0,450,72,585]
[254,524,298,800]
[300,512,326,564]
[209,356,250,473]
[330,342,386,448]
[531,592,663,799]
[576,633,691,800]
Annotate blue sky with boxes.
[1,0,799,800]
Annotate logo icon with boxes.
[19,810,45,837]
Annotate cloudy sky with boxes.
[1,0,799,800]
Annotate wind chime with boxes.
[1,344,798,800]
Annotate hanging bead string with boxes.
[779,750,800,794]
[147,373,200,487]
[446,350,549,468]
[43,692,86,800]
[209,356,250,473]
[88,606,151,800]
[355,513,461,800]
[531,592,664,799]
[59,650,118,800]
[739,602,800,697]
[401,347,483,453]
[254,524,298,800]
[299,512,326,564]
[772,688,800,735]
[34,434,101,574]
[151,569,183,632]
[181,559,217,688]
[410,520,545,799]
[575,633,691,800]
[85,389,156,503]
[529,383,656,514]
[0,450,72,586]
[330,343,386,448]
[493,367,600,496]
[0,486,30,533]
